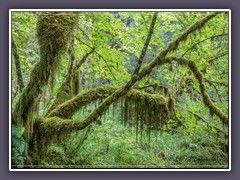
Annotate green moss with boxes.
[37,12,78,58]
[120,89,174,141]
[31,116,89,155]
[12,12,78,142]
[37,12,78,88]
[47,86,118,119]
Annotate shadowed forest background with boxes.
[11,11,229,169]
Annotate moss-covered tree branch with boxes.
[133,12,158,75]
[165,57,228,124]
[47,86,117,118]
[35,89,173,148]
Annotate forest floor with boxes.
[39,105,228,169]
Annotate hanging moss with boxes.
[33,89,174,149]
[37,12,79,88]
[12,12,79,141]
[119,89,174,141]
[46,49,93,116]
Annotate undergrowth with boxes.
[38,104,228,169]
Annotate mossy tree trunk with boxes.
[12,12,78,142]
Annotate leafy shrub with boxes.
[12,125,28,168]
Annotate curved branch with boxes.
[181,33,228,58]
[165,57,228,124]
[74,12,223,127]
[47,86,117,118]
[36,90,171,148]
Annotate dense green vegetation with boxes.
[11,11,229,169]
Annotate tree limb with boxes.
[165,57,228,124]
[208,51,228,64]
[181,33,228,58]
[47,86,117,118]
[133,12,158,75]
[12,39,25,92]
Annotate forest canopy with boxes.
[11,11,229,169]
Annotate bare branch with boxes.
[181,33,228,58]
[133,12,158,75]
